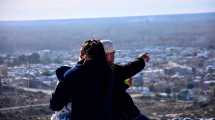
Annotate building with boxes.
[0,65,8,87]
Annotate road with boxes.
[17,87,53,95]
[0,103,49,112]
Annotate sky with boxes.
[0,0,215,21]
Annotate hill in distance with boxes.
[0,12,215,52]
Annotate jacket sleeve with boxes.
[56,66,71,81]
[49,80,70,111]
[118,58,145,82]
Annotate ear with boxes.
[80,49,85,60]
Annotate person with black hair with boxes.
[50,40,113,120]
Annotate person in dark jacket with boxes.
[50,40,113,120]
[101,40,150,120]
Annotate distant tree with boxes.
[187,82,194,89]
[165,87,171,95]
[208,45,215,50]
[53,57,63,64]
[20,55,28,63]
[0,77,1,94]
[213,87,215,98]
[0,57,4,64]
[0,36,8,52]
[29,53,40,64]
[40,56,52,64]
[0,77,1,86]
[41,69,52,76]
[149,84,156,92]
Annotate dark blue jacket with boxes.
[50,60,113,120]
[111,58,147,120]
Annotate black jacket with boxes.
[50,60,113,120]
[112,58,146,120]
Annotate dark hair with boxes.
[82,39,112,95]
[81,39,107,63]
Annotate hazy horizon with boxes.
[1,0,215,21]
[0,11,215,22]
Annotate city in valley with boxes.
[0,46,215,120]
[0,12,215,120]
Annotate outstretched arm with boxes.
[113,53,150,91]
[120,58,145,80]
[119,53,150,81]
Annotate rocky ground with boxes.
[0,86,52,120]
[0,87,215,120]
[0,106,51,120]
[0,86,50,108]
[134,96,215,120]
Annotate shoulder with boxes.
[56,66,71,81]
[63,64,84,80]
[111,63,121,68]
[111,63,124,73]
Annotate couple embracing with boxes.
[50,39,150,120]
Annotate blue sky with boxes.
[0,0,215,21]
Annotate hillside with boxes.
[0,12,215,52]
[0,86,51,120]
